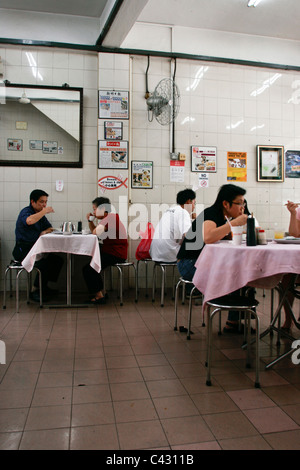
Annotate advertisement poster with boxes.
[285,150,300,178]
[99,91,129,120]
[98,140,128,169]
[227,152,247,182]
[191,146,216,172]
[104,121,123,140]
[131,161,153,188]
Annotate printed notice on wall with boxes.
[170,160,185,183]
[227,152,247,182]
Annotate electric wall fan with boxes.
[146,78,180,125]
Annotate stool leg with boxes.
[9,268,13,298]
[145,261,149,298]
[254,312,260,388]
[161,265,165,307]
[206,307,221,386]
[174,279,181,331]
[117,266,123,306]
[16,269,24,313]
[187,285,196,340]
[245,311,251,368]
[3,267,9,309]
[36,268,43,308]
[136,261,140,298]
[152,265,156,302]
[172,265,176,300]
[133,264,138,303]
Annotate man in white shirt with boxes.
[150,189,196,262]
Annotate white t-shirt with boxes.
[150,205,192,262]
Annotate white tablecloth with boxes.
[193,240,300,305]
[22,233,101,273]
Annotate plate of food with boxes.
[273,237,300,244]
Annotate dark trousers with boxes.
[82,249,125,294]
[12,241,63,292]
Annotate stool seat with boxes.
[206,295,260,388]
[207,295,259,309]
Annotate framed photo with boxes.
[191,146,216,172]
[43,141,58,154]
[131,161,153,189]
[285,150,300,179]
[7,139,23,151]
[257,145,284,182]
[104,121,123,140]
[98,140,128,169]
[29,140,43,150]
[98,90,129,120]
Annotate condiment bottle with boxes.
[257,229,267,245]
[246,214,257,246]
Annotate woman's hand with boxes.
[231,214,248,227]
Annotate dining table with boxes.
[192,239,300,368]
[22,232,101,307]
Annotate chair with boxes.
[152,261,178,307]
[136,258,153,298]
[174,277,201,340]
[3,260,42,313]
[110,262,138,306]
[205,295,260,388]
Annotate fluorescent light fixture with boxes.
[248,0,263,6]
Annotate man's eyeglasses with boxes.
[232,202,246,207]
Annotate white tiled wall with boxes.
[1,46,300,291]
[0,46,99,289]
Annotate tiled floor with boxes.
[0,286,300,450]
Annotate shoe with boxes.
[29,291,43,303]
[90,297,106,305]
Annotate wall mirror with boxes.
[0,83,83,167]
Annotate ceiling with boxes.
[0,0,300,50]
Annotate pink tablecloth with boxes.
[22,233,101,273]
[192,241,300,305]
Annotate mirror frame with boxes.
[0,83,83,168]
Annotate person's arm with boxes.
[203,214,248,244]
[26,206,54,225]
[287,201,300,237]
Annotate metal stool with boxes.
[3,260,42,312]
[174,277,201,340]
[110,262,138,306]
[205,295,260,388]
[152,261,177,307]
[136,258,153,298]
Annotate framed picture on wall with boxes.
[98,140,128,169]
[285,150,300,179]
[104,121,123,140]
[131,161,153,189]
[257,145,284,182]
[191,146,217,172]
[7,138,23,151]
[98,90,129,120]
